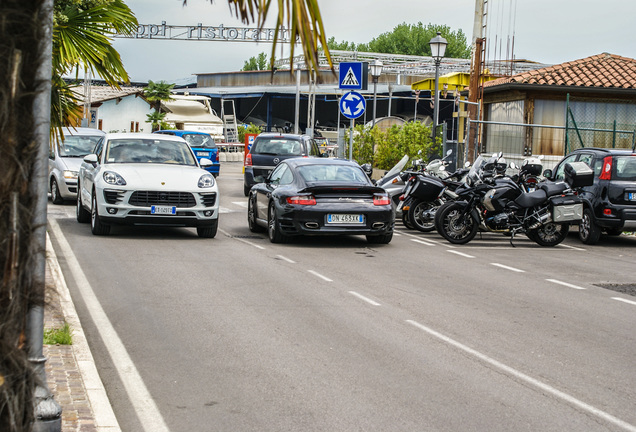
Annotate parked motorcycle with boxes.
[435,153,593,246]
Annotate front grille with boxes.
[103,189,125,204]
[199,192,217,207]
[129,191,196,207]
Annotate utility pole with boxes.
[467,0,486,162]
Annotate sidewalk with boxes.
[44,233,116,432]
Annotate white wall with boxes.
[92,95,154,133]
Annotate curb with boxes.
[46,232,121,432]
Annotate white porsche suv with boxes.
[76,133,220,238]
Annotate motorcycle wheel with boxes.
[436,201,478,244]
[402,211,415,230]
[408,200,438,232]
[526,223,569,247]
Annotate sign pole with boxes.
[349,118,354,160]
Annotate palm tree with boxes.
[143,80,175,114]
[146,111,167,132]
[52,0,138,132]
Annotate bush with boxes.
[238,123,262,144]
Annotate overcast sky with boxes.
[112,0,636,83]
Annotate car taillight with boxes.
[215,152,219,162]
[599,156,612,180]
[287,195,316,205]
[245,153,252,166]
[603,208,613,216]
[373,194,391,206]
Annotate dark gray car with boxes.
[243,133,322,196]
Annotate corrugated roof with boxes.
[484,53,636,89]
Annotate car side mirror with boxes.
[83,154,98,166]
[199,158,213,169]
[542,169,553,179]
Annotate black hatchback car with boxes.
[243,133,322,196]
[544,147,636,244]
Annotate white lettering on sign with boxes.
[121,22,297,43]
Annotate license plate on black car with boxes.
[151,205,176,215]
[327,214,364,224]
[629,192,636,201]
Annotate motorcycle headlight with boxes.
[198,173,215,188]
[103,171,126,186]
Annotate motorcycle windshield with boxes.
[384,155,409,179]
[466,155,487,184]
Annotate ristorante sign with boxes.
[115,22,296,43]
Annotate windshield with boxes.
[57,135,102,157]
[298,164,370,183]
[466,155,487,183]
[183,133,217,149]
[252,138,302,156]
[105,139,197,166]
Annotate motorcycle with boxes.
[435,153,593,246]
[399,150,469,232]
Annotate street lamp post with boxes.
[370,59,383,127]
[429,31,448,143]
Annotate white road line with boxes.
[232,201,248,208]
[491,262,525,273]
[546,279,586,290]
[612,297,636,306]
[411,239,436,246]
[447,250,475,259]
[308,270,333,282]
[218,207,233,214]
[276,255,296,264]
[557,243,586,251]
[220,228,266,250]
[49,219,171,432]
[348,291,381,306]
[406,319,636,432]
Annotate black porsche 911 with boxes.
[247,158,395,244]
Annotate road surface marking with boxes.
[220,228,266,249]
[406,319,636,432]
[612,297,636,306]
[557,243,586,251]
[546,279,586,290]
[447,250,475,258]
[49,219,171,432]
[276,255,296,264]
[411,239,436,246]
[349,291,381,306]
[491,262,525,273]
[232,201,248,208]
[308,270,333,282]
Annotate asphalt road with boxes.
[47,162,636,432]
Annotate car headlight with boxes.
[198,173,215,188]
[103,171,127,186]
[63,170,78,180]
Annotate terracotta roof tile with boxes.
[484,53,636,89]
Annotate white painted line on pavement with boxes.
[45,231,121,432]
[411,239,436,246]
[349,291,381,306]
[48,219,171,432]
[491,262,525,273]
[218,207,233,214]
[612,297,636,306]
[232,201,248,208]
[276,255,296,264]
[546,279,586,290]
[220,228,265,250]
[557,243,586,251]
[406,319,636,432]
[308,270,333,282]
[447,250,475,259]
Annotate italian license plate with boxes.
[196,151,209,157]
[629,192,636,201]
[327,214,364,224]
[151,205,176,215]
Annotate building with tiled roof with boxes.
[479,53,636,165]
[76,85,154,132]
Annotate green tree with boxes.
[242,52,270,71]
[238,123,262,143]
[52,0,138,130]
[145,111,169,132]
[368,22,470,58]
[143,80,175,114]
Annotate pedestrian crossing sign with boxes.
[339,62,368,90]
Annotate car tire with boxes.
[366,232,393,244]
[267,201,288,244]
[579,208,601,245]
[76,186,90,223]
[51,178,64,204]
[90,193,110,236]
[248,194,265,233]
[197,219,218,238]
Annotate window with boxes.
[269,164,290,185]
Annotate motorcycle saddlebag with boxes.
[564,161,594,188]
[550,195,583,223]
